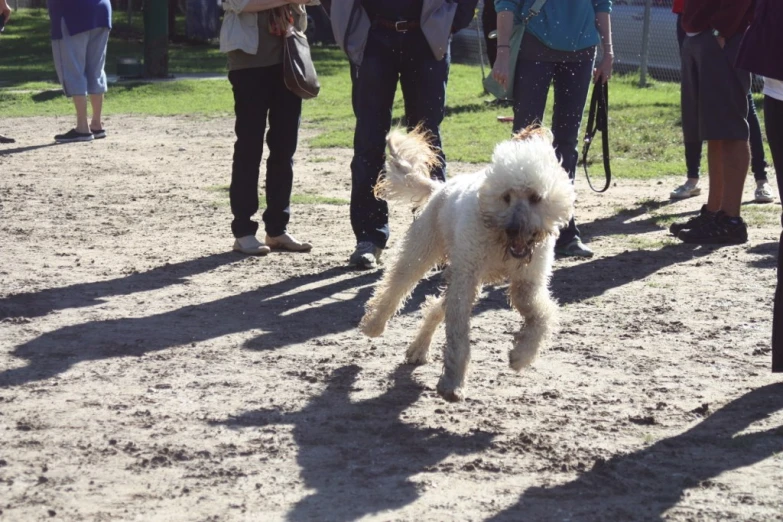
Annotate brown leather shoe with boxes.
[265,233,312,252]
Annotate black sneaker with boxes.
[54,128,94,143]
[677,211,748,244]
[669,204,714,236]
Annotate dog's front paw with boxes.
[405,340,430,365]
[359,314,386,338]
[509,336,539,371]
[436,376,465,402]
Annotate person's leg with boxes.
[71,96,90,134]
[228,67,269,240]
[350,29,399,250]
[674,21,702,197]
[766,95,783,200]
[718,139,750,217]
[678,34,750,244]
[52,20,91,136]
[511,59,553,133]
[399,30,449,182]
[89,94,103,131]
[263,63,302,238]
[748,93,768,181]
[550,60,593,252]
[764,95,783,372]
[705,141,725,213]
[85,27,109,133]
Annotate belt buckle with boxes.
[394,20,408,33]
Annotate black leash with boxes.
[581,81,611,193]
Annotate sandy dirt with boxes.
[1,115,782,522]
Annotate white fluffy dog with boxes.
[359,126,575,402]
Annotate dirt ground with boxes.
[1,115,783,522]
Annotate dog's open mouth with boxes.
[508,236,536,262]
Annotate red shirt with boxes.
[681,0,754,39]
[672,0,684,15]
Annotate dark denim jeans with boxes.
[228,64,302,238]
[350,26,449,249]
[512,58,594,246]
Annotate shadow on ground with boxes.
[215,364,496,521]
[0,258,381,387]
[488,382,783,521]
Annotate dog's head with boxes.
[478,126,575,262]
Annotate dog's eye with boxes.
[529,193,542,204]
[502,193,511,204]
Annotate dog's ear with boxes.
[512,125,553,144]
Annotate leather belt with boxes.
[374,17,420,32]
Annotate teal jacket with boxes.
[495,0,612,52]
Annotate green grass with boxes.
[0,9,226,86]
[0,8,772,179]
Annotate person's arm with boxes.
[1,0,11,24]
[710,0,753,42]
[452,0,480,34]
[223,0,307,14]
[490,6,516,89]
[593,10,613,83]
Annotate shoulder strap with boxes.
[523,0,548,24]
[581,81,611,193]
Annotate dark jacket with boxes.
[327,0,478,65]
[736,0,783,81]
[681,0,753,40]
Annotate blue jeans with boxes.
[512,58,594,246]
[350,27,449,249]
[228,65,302,238]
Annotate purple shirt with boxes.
[48,0,112,40]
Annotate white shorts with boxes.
[51,19,109,97]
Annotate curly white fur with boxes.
[360,126,575,402]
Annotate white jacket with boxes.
[219,0,306,55]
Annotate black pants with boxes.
[350,27,449,248]
[512,58,594,246]
[228,64,302,238]
[767,95,783,372]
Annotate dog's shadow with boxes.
[213,364,496,521]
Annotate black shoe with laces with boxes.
[677,211,748,244]
[669,204,715,236]
[54,128,94,143]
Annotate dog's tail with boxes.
[374,127,442,208]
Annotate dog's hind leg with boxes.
[360,217,443,338]
[508,279,558,371]
[405,294,445,365]
[437,266,481,402]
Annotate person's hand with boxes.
[716,35,726,49]
[491,48,511,90]
[1,0,11,25]
[593,50,613,84]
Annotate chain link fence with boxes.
[452,0,682,85]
